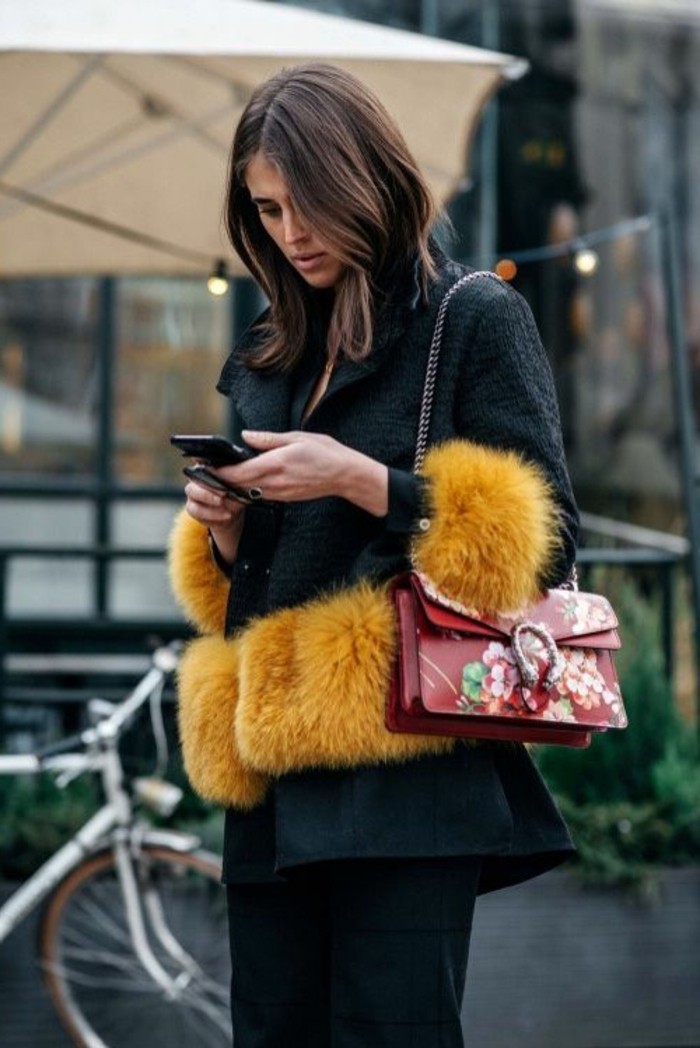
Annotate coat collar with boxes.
[216,239,453,433]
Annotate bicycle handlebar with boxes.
[31,643,181,765]
[37,733,87,760]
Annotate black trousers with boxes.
[226,856,482,1047]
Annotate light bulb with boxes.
[207,259,229,296]
[574,248,599,276]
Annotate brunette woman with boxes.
[169,63,579,1048]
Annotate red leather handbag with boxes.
[385,271,627,749]
[387,571,627,748]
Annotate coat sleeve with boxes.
[456,280,579,583]
[167,510,230,635]
[409,278,579,611]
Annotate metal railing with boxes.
[0,546,189,726]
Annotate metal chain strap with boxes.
[559,565,579,591]
[413,270,504,472]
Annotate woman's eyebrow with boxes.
[250,195,278,205]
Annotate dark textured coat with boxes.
[217,246,578,629]
[174,244,580,893]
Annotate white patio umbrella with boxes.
[0,0,526,277]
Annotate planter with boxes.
[463,866,700,1047]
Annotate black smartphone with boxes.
[170,434,255,466]
[182,464,256,504]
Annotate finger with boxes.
[213,457,276,487]
[185,499,235,525]
[242,429,303,451]
[185,480,225,508]
[185,481,248,517]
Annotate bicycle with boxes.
[0,642,232,1048]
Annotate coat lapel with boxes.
[325,282,424,401]
[216,312,294,433]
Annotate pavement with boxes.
[2,869,699,1047]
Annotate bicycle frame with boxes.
[0,757,198,944]
[0,645,210,1000]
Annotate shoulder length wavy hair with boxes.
[226,63,437,372]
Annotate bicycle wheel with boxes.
[39,846,231,1048]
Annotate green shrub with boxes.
[535,572,700,888]
[0,774,99,880]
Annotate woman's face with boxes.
[245,152,346,289]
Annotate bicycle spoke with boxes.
[40,847,232,1048]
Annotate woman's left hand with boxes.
[212,430,389,517]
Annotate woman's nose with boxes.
[283,210,308,244]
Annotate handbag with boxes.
[386,272,627,749]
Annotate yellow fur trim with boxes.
[172,441,559,798]
[177,635,269,808]
[167,510,229,635]
[235,581,455,775]
[412,440,560,613]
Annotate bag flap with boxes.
[412,573,619,645]
[411,576,503,639]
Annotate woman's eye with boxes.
[258,207,281,217]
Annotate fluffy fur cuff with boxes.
[177,635,269,808]
[168,510,229,635]
[235,581,455,775]
[412,440,560,613]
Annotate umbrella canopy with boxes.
[0,0,526,277]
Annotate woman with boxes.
[169,63,579,1047]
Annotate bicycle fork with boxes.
[112,834,232,1037]
[112,839,189,999]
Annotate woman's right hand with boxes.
[184,478,247,566]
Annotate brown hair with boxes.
[226,63,437,371]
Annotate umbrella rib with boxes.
[159,54,253,106]
[99,61,229,155]
[0,99,233,225]
[0,54,103,179]
[0,178,214,267]
[0,114,146,206]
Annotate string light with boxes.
[207,259,229,296]
[573,247,600,276]
[495,258,518,281]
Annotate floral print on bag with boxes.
[458,638,627,727]
[555,594,613,635]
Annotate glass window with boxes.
[108,559,180,621]
[110,499,183,550]
[0,278,99,477]
[7,558,94,618]
[0,499,92,546]
[114,278,231,485]
[502,220,681,536]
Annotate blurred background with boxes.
[1,1,699,1046]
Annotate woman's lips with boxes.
[292,252,326,272]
